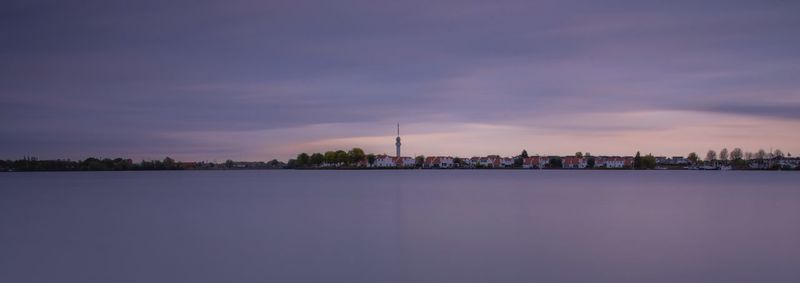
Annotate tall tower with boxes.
[395,123,401,158]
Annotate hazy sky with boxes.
[2,0,799,161]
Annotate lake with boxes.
[1,170,799,282]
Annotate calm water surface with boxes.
[1,171,799,282]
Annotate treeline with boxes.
[0,157,183,172]
[687,147,792,169]
[0,157,286,172]
[687,148,790,162]
[288,148,370,168]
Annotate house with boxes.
[374,155,396,167]
[499,157,514,168]
[597,156,625,168]
[623,156,635,168]
[594,157,607,168]
[459,157,477,168]
[479,157,492,168]
[562,156,586,169]
[480,155,512,168]
[424,156,454,168]
[671,156,689,165]
[395,156,416,167]
[467,157,481,168]
[748,159,770,169]
[178,162,196,169]
[523,156,547,169]
[461,157,476,168]
[423,156,436,168]
[484,155,500,168]
[780,157,800,169]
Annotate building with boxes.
[523,156,547,169]
[395,123,401,158]
[374,154,396,167]
[595,156,626,168]
[562,156,586,168]
[395,156,416,167]
[623,156,635,167]
[499,157,514,168]
[479,157,492,168]
[779,157,800,169]
[424,156,454,168]
[671,156,689,165]
[463,157,478,168]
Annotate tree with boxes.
[335,150,349,165]
[454,157,463,167]
[773,149,784,158]
[348,148,365,165]
[745,152,754,160]
[641,154,657,169]
[513,150,528,168]
[286,159,297,168]
[705,150,717,162]
[634,151,642,169]
[575,152,583,159]
[324,151,337,164]
[548,157,562,168]
[415,155,425,168]
[513,157,524,168]
[687,152,699,164]
[587,157,596,168]
[163,157,176,169]
[719,148,729,162]
[755,149,767,160]
[267,159,282,168]
[366,154,376,166]
[82,157,105,171]
[310,153,324,166]
[296,153,309,167]
[585,152,592,157]
[731,148,743,160]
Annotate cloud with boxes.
[700,103,800,121]
[1,0,799,160]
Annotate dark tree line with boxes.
[0,157,182,172]
[288,148,368,168]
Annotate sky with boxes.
[2,0,799,161]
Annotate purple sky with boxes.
[2,0,799,161]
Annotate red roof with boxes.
[563,156,584,165]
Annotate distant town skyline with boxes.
[2,0,799,161]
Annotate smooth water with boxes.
[1,171,799,283]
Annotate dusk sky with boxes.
[2,0,799,161]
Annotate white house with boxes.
[395,156,415,167]
[374,155,396,167]
[523,156,547,169]
[424,156,454,168]
[463,157,477,168]
[499,157,514,168]
[479,157,492,168]
[599,157,626,168]
[562,156,586,169]
[671,156,689,165]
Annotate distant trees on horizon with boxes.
[0,157,285,172]
[1,147,793,172]
[288,147,368,168]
